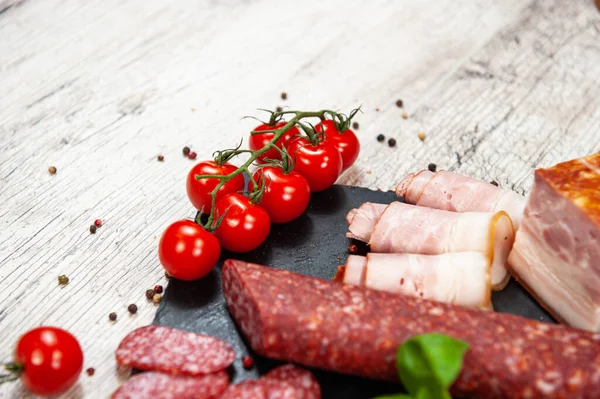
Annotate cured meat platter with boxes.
[153,184,554,399]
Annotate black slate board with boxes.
[154,184,554,399]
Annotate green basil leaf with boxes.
[396,333,469,394]
[414,385,453,399]
[372,394,414,399]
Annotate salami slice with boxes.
[220,380,268,399]
[110,370,229,399]
[264,364,321,399]
[222,259,600,399]
[261,379,300,399]
[115,325,235,375]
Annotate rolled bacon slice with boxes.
[396,170,527,230]
[347,202,514,290]
[508,152,600,331]
[335,252,492,310]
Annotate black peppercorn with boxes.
[396,99,404,108]
[109,312,117,321]
[145,289,155,300]
[428,163,437,172]
[127,304,138,314]
[352,122,359,130]
[182,146,191,156]
[281,92,287,100]
[377,134,385,142]
[388,138,397,147]
[89,225,97,234]
[490,181,499,187]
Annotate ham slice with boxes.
[396,170,527,230]
[347,202,514,290]
[335,252,492,310]
[508,153,600,331]
[345,203,387,241]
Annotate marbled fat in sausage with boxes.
[222,259,600,399]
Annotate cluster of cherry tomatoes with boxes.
[158,115,360,281]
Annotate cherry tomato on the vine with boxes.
[158,220,221,281]
[253,166,311,224]
[315,119,360,171]
[186,161,245,214]
[285,137,343,192]
[214,193,271,253]
[13,326,83,396]
[249,121,300,163]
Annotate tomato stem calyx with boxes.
[0,362,23,384]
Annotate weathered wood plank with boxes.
[2,0,598,397]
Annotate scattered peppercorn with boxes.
[188,151,197,160]
[428,163,437,172]
[127,304,138,314]
[281,92,287,100]
[145,289,155,300]
[94,219,102,228]
[490,181,499,187]
[242,356,254,369]
[418,131,426,141]
[182,146,191,156]
[348,244,358,254]
[48,166,57,175]
[375,108,380,112]
[388,138,397,147]
[276,106,283,112]
[157,155,164,162]
[86,368,95,377]
[58,275,69,285]
[109,312,117,321]
[352,122,359,130]
[402,112,408,119]
[376,134,385,142]
[396,99,404,108]
[154,285,163,294]
[152,294,162,304]
[89,225,97,234]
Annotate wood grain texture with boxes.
[0,0,599,397]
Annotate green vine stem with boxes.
[0,362,22,385]
[194,108,358,231]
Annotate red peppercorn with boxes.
[86,367,95,376]
[242,356,254,369]
[94,219,102,228]
[348,244,359,254]
[188,151,197,160]
[157,155,164,162]
[154,285,163,294]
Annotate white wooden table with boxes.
[1,0,599,397]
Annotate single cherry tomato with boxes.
[285,137,343,192]
[253,167,311,224]
[13,326,83,396]
[315,119,360,171]
[249,121,300,163]
[158,220,221,281]
[186,161,245,214]
[214,193,271,253]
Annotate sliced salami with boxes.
[220,380,268,399]
[261,379,300,399]
[110,370,229,399]
[115,325,235,375]
[264,364,321,399]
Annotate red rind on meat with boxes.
[222,259,600,399]
[115,325,235,375]
[110,370,229,399]
[264,364,321,399]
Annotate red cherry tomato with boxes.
[315,119,360,171]
[214,193,271,253]
[158,220,221,281]
[285,137,343,192]
[249,121,300,163]
[186,161,245,214]
[253,167,311,224]
[14,326,83,396]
